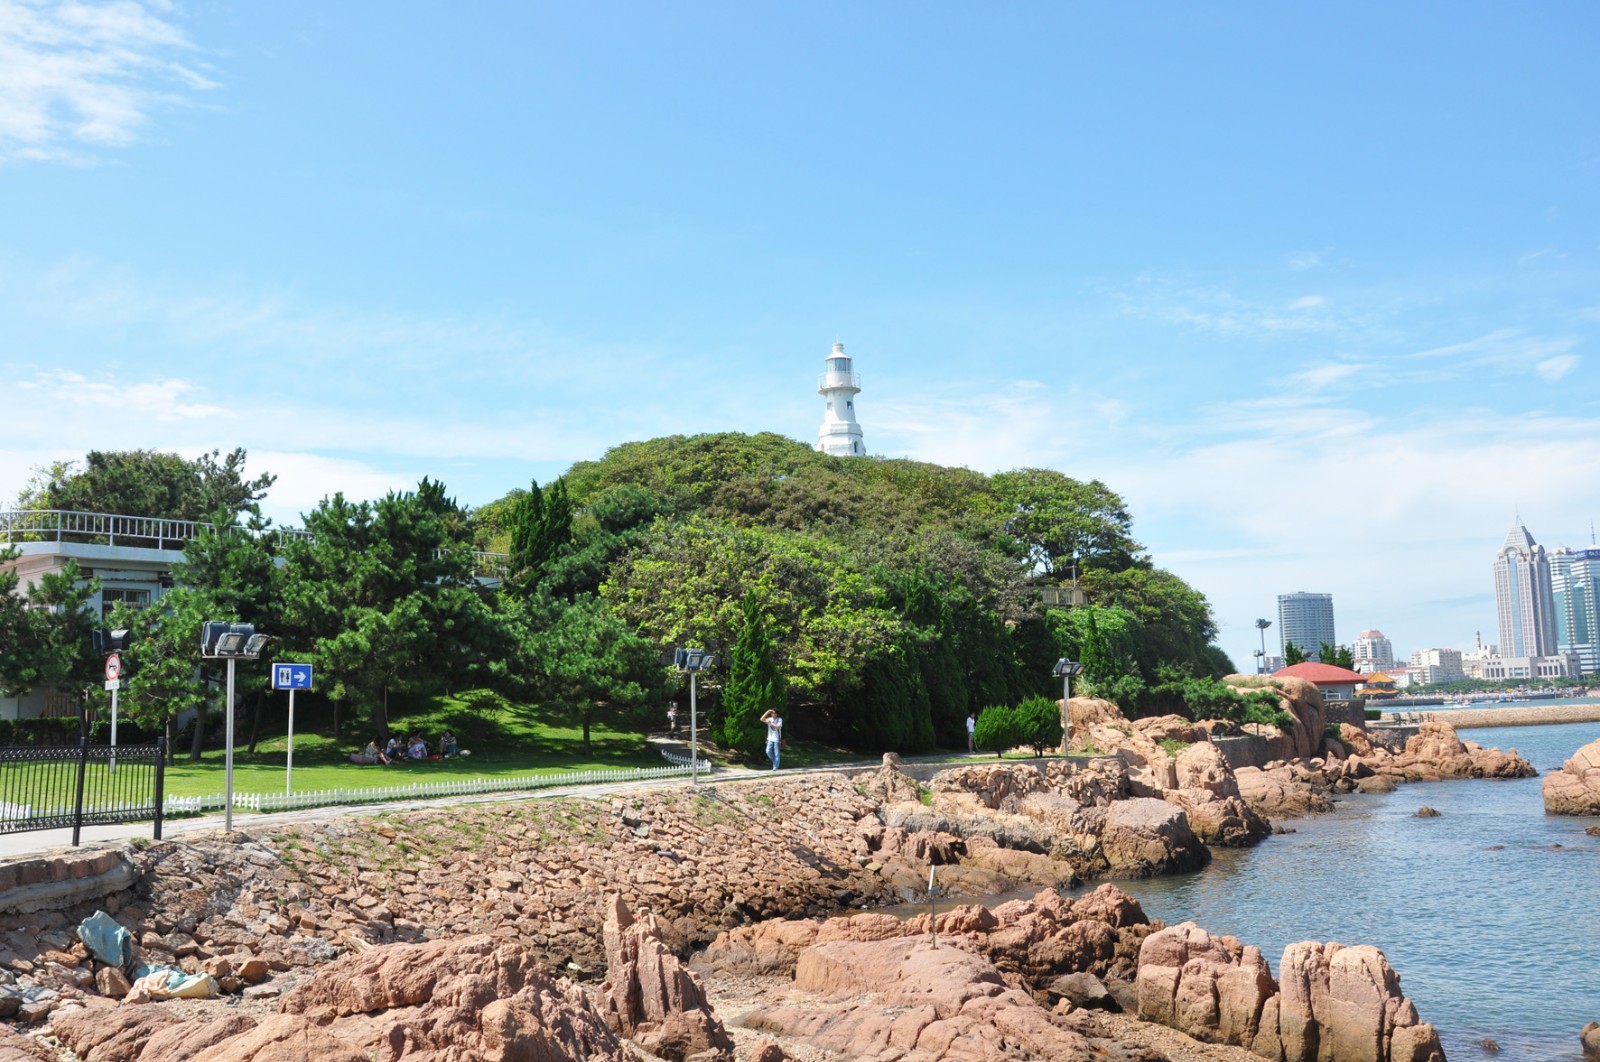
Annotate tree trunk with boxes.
[582,709,591,753]
[165,715,177,766]
[189,696,207,761]
[247,690,263,754]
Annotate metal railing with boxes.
[817,370,862,391]
[0,736,166,845]
[1,509,508,579]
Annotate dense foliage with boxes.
[6,436,1235,757]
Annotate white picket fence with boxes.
[162,759,713,817]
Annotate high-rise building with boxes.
[1351,630,1395,673]
[1408,648,1465,684]
[1278,592,1336,661]
[816,342,866,457]
[1552,547,1600,674]
[1493,522,1558,658]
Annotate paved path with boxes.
[1384,702,1600,729]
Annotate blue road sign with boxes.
[271,662,314,691]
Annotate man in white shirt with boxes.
[761,709,783,770]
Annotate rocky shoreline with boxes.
[0,678,1548,1061]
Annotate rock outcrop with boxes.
[1542,738,1600,815]
[1135,923,1444,1062]
[597,896,731,1061]
[279,935,623,1061]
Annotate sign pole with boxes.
[286,688,295,796]
[105,653,123,774]
[689,671,699,785]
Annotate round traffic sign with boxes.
[105,654,122,681]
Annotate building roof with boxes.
[1502,522,1537,552]
[1272,661,1368,685]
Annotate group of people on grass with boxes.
[350,730,462,765]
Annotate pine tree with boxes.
[1284,641,1308,666]
[720,591,786,757]
[508,478,573,596]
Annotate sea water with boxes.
[1102,718,1600,1062]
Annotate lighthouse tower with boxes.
[816,342,866,456]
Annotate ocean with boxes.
[1101,715,1600,1062]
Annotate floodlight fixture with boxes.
[92,629,132,654]
[1051,658,1084,678]
[673,645,717,782]
[202,619,271,830]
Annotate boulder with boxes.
[0,1023,65,1062]
[1098,798,1210,877]
[1136,929,1443,1062]
[1581,1020,1600,1062]
[1543,739,1600,815]
[1235,765,1334,819]
[1174,741,1242,799]
[597,896,732,1062]
[742,936,1101,1062]
[1166,789,1272,848]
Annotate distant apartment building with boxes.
[1407,648,1465,685]
[1277,592,1336,661]
[1351,630,1395,674]
[1552,547,1600,675]
[1494,522,1559,658]
[1477,653,1584,681]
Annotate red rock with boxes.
[597,896,731,1061]
[1543,738,1600,814]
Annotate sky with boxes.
[2,1,1598,672]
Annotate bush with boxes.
[1015,695,1063,756]
[972,705,1025,758]
[1364,707,1383,721]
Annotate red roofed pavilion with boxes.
[1273,661,1367,702]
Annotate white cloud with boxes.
[1290,361,1362,391]
[1288,295,1325,310]
[1288,251,1322,271]
[17,369,226,419]
[1535,354,1580,381]
[0,0,216,162]
[1114,279,1361,340]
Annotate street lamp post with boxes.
[1255,619,1272,674]
[202,622,270,831]
[92,628,131,772]
[1051,658,1084,755]
[674,647,717,784]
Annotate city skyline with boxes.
[3,3,1599,673]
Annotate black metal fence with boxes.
[0,736,166,845]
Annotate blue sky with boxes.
[3,1,1598,670]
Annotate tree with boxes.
[719,591,787,758]
[990,468,1144,575]
[20,449,274,520]
[506,592,664,752]
[1283,641,1308,666]
[972,705,1025,758]
[506,478,573,596]
[1319,643,1356,671]
[279,481,502,736]
[0,547,99,700]
[1015,695,1064,757]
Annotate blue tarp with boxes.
[76,910,133,969]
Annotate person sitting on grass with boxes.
[350,739,387,765]
[385,736,405,764]
[438,730,460,757]
[407,734,428,761]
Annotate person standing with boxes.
[760,709,783,770]
[966,712,977,752]
[667,701,679,733]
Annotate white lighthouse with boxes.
[816,341,866,457]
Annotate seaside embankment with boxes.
[1382,701,1600,728]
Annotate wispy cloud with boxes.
[1113,278,1368,340]
[1536,354,1580,381]
[1288,251,1322,271]
[0,0,217,163]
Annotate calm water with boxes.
[1096,717,1600,1062]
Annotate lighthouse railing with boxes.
[818,371,861,390]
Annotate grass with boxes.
[153,689,662,800]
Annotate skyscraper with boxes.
[1493,522,1558,658]
[1278,592,1336,661]
[1552,546,1600,674]
[1351,630,1395,673]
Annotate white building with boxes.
[1352,630,1395,673]
[816,342,866,457]
[1277,592,1336,660]
[1407,648,1464,684]
[1552,546,1600,675]
[1476,653,1584,681]
[1494,522,1559,658]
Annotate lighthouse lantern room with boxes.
[816,342,866,457]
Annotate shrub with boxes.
[1015,695,1064,756]
[1364,707,1383,721]
[1159,737,1189,758]
[972,705,1025,758]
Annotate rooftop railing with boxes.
[1,509,508,579]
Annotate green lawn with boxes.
[156,690,664,800]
